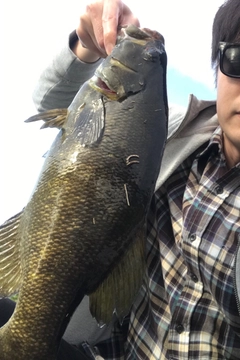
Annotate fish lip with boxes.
[119,25,165,44]
[89,75,123,100]
[94,75,115,93]
[92,56,139,100]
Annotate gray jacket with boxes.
[33,37,240,346]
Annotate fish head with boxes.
[90,25,167,102]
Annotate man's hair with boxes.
[212,0,240,77]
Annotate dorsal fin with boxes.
[0,212,23,296]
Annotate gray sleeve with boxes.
[62,296,114,347]
[33,31,102,112]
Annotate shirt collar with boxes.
[197,126,240,173]
[196,126,225,175]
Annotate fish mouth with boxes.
[90,75,121,100]
[95,77,117,95]
[90,58,139,101]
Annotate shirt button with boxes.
[189,233,196,242]
[175,324,184,334]
[215,185,223,194]
[190,273,198,282]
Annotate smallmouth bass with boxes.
[0,25,168,359]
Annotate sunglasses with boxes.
[218,42,240,78]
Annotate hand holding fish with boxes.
[73,0,140,61]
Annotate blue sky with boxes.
[0,0,223,222]
[167,68,216,106]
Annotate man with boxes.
[2,0,240,358]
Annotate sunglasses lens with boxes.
[222,46,240,77]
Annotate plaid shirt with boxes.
[82,126,240,359]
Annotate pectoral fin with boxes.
[74,98,105,147]
[89,226,146,325]
[25,109,68,129]
[0,212,23,297]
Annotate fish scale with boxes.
[0,25,168,359]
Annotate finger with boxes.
[118,2,140,27]
[101,0,123,55]
[78,28,106,58]
[77,15,107,58]
[120,11,140,29]
[102,0,141,55]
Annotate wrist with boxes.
[73,41,100,63]
[69,30,100,63]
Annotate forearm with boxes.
[32,31,102,112]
